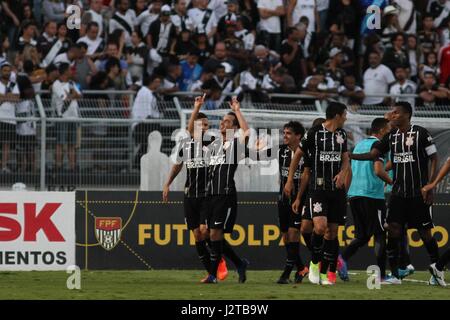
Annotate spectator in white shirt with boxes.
[51,63,82,172]
[109,0,136,47]
[389,65,417,108]
[258,0,285,52]
[136,0,163,37]
[363,51,396,105]
[0,62,20,173]
[132,74,162,168]
[188,0,219,44]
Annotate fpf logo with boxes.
[66,5,81,30]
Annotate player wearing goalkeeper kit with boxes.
[163,95,228,282]
[338,118,392,282]
[350,102,439,284]
[423,157,450,287]
[276,121,309,284]
[285,102,350,285]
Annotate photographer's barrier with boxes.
[75,191,450,271]
[0,192,75,270]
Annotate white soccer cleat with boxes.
[381,275,402,285]
[429,263,447,287]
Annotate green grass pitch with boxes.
[0,270,448,300]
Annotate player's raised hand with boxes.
[292,198,301,214]
[229,96,240,112]
[162,183,170,203]
[194,94,206,110]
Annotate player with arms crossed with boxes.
[285,102,350,285]
[350,101,440,284]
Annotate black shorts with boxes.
[184,197,209,230]
[206,194,237,234]
[309,189,347,225]
[387,195,434,230]
[301,195,313,221]
[0,122,16,143]
[277,196,302,232]
[349,197,386,240]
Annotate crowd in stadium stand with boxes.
[0,0,450,174]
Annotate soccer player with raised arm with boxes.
[422,157,450,287]
[162,95,228,282]
[202,97,272,283]
[285,102,350,285]
[350,101,439,284]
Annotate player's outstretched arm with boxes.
[187,94,205,137]
[422,157,450,193]
[229,96,249,136]
[284,148,304,197]
[162,163,183,202]
[349,148,380,161]
[292,167,310,213]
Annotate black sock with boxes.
[291,241,304,270]
[436,249,450,271]
[374,233,387,278]
[281,242,296,279]
[386,236,400,278]
[222,239,243,268]
[329,239,339,273]
[209,240,223,277]
[302,232,313,253]
[195,240,210,273]
[320,239,335,274]
[423,238,439,264]
[311,232,324,264]
[342,238,369,262]
[399,235,411,269]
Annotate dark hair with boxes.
[78,42,88,50]
[23,59,35,74]
[89,71,109,89]
[325,101,347,119]
[284,121,305,136]
[45,63,58,74]
[227,112,240,128]
[196,112,208,120]
[371,117,389,134]
[391,32,404,43]
[423,13,434,20]
[58,62,71,75]
[423,71,436,79]
[44,21,56,30]
[312,117,326,127]
[395,101,413,119]
[87,21,100,31]
[105,57,121,73]
[286,27,298,37]
[143,73,162,86]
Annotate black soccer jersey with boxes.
[177,137,211,198]
[372,125,437,198]
[279,144,303,199]
[299,124,348,191]
[206,136,250,196]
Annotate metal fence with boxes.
[1,91,450,191]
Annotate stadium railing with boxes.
[0,91,449,191]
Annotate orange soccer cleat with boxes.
[217,258,228,281]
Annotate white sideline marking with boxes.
[347,272,429,283]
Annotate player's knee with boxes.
[287,229,300,242]
[388,223,402,238]
[314,224,327,235]
[209,229,223,241]
[418,229,432,242]
[301,221,313,234]
[192,229,203,241]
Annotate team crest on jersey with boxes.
[313,202,322,213]
[336,133,344,144]
[405,136,414,147]
[95,217,122,251]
